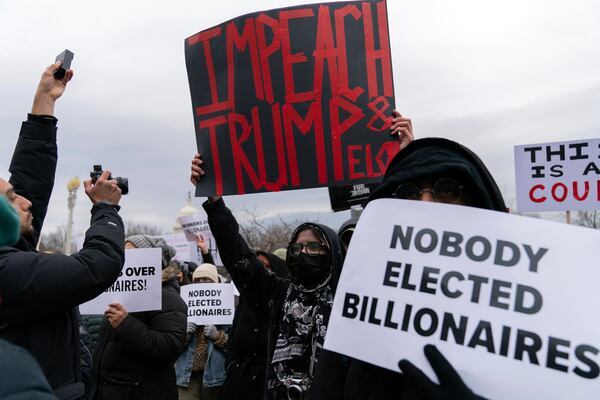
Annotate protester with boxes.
[312,137,506,399]
[176,263,230,400]
[90,235,187,400]
[256,250,289,279]
[190,165,344,398]
[219,251,288,400]
[337,216,359,251]
[0,63,126,400]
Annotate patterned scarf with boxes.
[268,281,333,393]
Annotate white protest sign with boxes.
[80,248,162,314]
[181,283,234,325]
[324,199,600,400]
[515,138,600,212]
[160,233,198,262]
[177,212,223,265]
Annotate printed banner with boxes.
[185,0,398,196]
[181,283,235,325]
[515,138,600,212]
[328,182,379,211]
[80,248,162,314]
[324,199,600,399]
[178,212,223,265]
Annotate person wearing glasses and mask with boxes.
[189,161,345,400]
[312,137,506,400]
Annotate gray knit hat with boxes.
[125,235,176,268]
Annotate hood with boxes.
[288,222,345,294]
[366,138,507,212]
[256,250,289,279]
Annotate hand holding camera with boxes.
[84,169,122,206]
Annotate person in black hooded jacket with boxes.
[190,154,345,399]
[312,137,507,400]
[90,236,187,400]
[219,251,288,400]
[0,63,125,400]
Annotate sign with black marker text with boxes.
[80,248,162,314]
[324,199,600,399]
[515,138,600,212]
[181,283,234,325]
[178,212,223,265]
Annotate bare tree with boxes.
[39,226,67,253]
[125,221,165,237]
[235,207,301,253]
[575,210,600,229]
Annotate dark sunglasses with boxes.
[287,241,327,257]
[394,178,464,203]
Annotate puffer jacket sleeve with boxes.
[203,198,283,311]
[0,203,125,322]
[111,284,187,363]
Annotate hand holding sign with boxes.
[399,345,485,400]
[105,302,128,329]
[204,325,218,341]
[190,153,205,186]
[195,233,209,255]
[390,110,414,150]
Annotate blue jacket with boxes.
[175,333,227,388]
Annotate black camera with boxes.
[286,374,311,400]
[90,165,129,195]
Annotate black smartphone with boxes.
[54,49,74,80]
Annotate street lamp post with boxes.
[64,177,81,255]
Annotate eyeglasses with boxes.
[287,241,327,257]
[394,178,464,204]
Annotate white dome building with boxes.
[173,191,199,233]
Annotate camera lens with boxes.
[287,385,303,400]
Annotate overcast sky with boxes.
[1,0,599,236]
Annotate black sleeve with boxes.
[8,117,58,246]
[203,198,283,310]
[112,289,188,363]
[0,204,125,322]
[201,250,215,265]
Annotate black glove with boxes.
[398,344,487,400]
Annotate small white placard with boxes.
[80,248,162,314]
[515,138,600,212]
[181,283,234,325]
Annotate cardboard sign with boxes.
[324,199,600,399]
[80,248,162,314]
[515,138,600,212]
[328,182,379,212]
[185,0,398,196]
[181,283,235,325]
[178,213,223,265]
[159,233,199,263]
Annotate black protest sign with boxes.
[328,182,380,211]
[185,0,398,196]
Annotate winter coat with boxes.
[80,314,104,356]
[0,338,56,400]
[0,116,125,400]
[90,278,187,400]
[203,198,345,400]
[312,138,507,400]
[220,252,288,400]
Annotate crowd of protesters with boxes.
[0,54,562,400]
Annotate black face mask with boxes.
[288,253,330,287]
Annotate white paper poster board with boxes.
[181,283,234,325]
[324,199,600,400]
[80,248,162,314]
[178,213,223,266]
[160,233,198,263]
[515,138,600,212]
